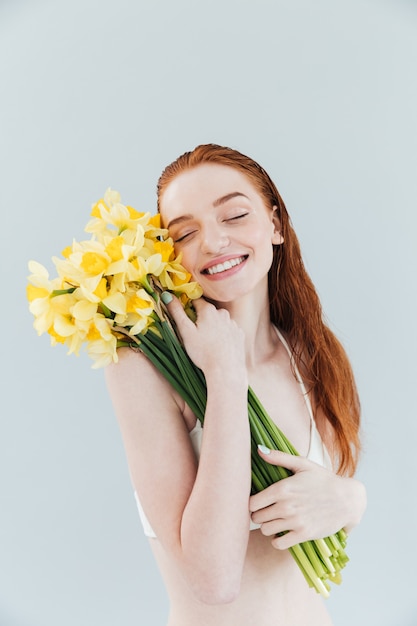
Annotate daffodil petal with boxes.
[72,300,98,321]
[102,292,127,315]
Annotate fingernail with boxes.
[258,444,271,455]
[161,292,173,304]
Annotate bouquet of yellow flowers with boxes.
[26,189,202,368]
[27,189,349,597]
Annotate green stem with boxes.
[51,287,76,297]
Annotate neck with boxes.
[213,289,278,368]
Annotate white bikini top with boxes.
[134,327,332,539]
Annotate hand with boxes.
[162,295,247,382]
[249,448,366,550]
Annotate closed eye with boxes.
[225,213,248,222]
[173,213,248,242]
[174,230,196,243]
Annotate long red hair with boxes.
[157,144,361,476]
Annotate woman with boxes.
[105,144,366,625]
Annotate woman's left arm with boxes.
[249,448,367,551]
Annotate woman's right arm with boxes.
[105,298,252,604]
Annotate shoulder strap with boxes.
[273,327,315,422]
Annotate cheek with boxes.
[252,229,275,267]
[174,247,196,275]
[251,225,274,249]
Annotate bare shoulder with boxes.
[105,345,174,395]
[105,346,184,424]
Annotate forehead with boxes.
[159,163,260,220]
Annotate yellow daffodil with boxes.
[118,288,155,336]
[142,253,169,279]
[54,240,111,283]
[93,277,108,301]
[27,260,57,301]
[85,188,151,238]
[27,189,201,367]
[87,335,118,368]
[29,286,77,338]
[157,259,202,300]
[173,281,203,300]
[153,240,174,263]
[144,213,168,241]
[86,316,118,368]
[101,292,127,316]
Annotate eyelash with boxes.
[173,213,248,243]
[174,232,195,243]
[226,213,248,221]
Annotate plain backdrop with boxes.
[1,1,417,625]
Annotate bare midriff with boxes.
[149,528,334,626]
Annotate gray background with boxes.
[1,0,416,625]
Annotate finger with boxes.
[257,446,310,473]
[271,530,304,551]
[258,519,290,538]
[160,292,195,333]
[249,482,289,512]
[190,297,219,321]
[251,504,284,525]
[190,296,209,312]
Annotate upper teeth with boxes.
[206,256,245,275]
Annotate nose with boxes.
[200,222,229,254]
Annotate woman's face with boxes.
[159,163,283,305]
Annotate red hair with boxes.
[157,144,361,476]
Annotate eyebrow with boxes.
[213,191,249,207]
[167,192,249,229]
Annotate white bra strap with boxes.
[273,327,315,422]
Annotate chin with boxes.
[201,285,256,306]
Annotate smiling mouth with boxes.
[202,256,248,276]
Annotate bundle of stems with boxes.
[119,294,349,598]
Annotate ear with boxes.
[271,206,284,245]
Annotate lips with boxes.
[201,255,248,276]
